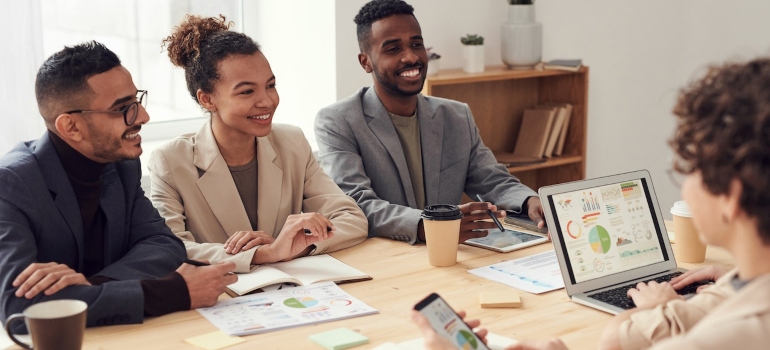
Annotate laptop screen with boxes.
[547,178,669,284]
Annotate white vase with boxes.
[463,45,485,73]
[427,59,440,76]
[501,4,542,70]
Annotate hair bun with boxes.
[163,14,232,68]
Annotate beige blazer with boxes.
[148,121,367,273]
[620,268,770,350]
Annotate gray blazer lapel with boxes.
[193,122,252,235]
[34,132,84,269]
[256,135,282,235]
[363,88,417,208]
[99,166,125,264]
[417,95,443,206]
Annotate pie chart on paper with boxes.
[283,296,319,308]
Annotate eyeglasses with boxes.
[65,90,148,126]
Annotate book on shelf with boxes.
[225,254,372,297]
[535,106,564,158]
[493,151,547,167]
[538,103,573,157]
[510,107,557,161]
[543,59,582,72]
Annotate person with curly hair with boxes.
[148,15,367,273]
[315,0,545,244]
[0,41,237,330]
[415,58,770,350]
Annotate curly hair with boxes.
[35,41,121,126]
[354,0,415,52]
[670,58,770,244]
[162,15,260,104]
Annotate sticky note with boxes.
[184,330,245,350]
[310,327,369,350]
[480,291,522,308]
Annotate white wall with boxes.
[244,0,337,149]
[335,0,770,219]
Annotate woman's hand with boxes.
[257,213,335,263]
[411,309,487,350]
[670,266,726,293]
[627,280,683,309]
[223,231,274,254]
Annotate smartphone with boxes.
[414,293,490,350]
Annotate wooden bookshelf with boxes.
[423,66,589,190]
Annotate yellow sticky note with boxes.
[184,330,245,350]
[479,291,522,308]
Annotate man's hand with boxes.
[223,231,274,254]
[457,202,504,243]
[12,262,90,299]
[627,281,683,309]
[177,261,237,309]
[526,196,546,229]
[411,309,487,350]
[506,339,569,350]
[257,213,334,263]
[670,266,726,293]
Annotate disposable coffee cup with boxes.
[670,201,707,263]
[422,204,463,267]
[4,299,87,350]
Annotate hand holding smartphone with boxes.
[413,293,490,350]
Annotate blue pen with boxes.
[476,194,505,232]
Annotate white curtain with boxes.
[0,0,45,155]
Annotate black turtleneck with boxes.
[49,132,107,277]
[49,132,190,316]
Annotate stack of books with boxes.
[494,103,573,167]
[543,59,582,72]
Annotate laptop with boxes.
[539,170,702,315]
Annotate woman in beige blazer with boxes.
[415,58,770,350]
[148,15,367,273]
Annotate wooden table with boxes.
[3,227,734,350]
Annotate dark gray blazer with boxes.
[0,132,185,328]
[315,87,537,243]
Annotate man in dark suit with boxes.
[314,0,545,244]
[0,41,236,329]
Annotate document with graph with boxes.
[197,282,378,336]
[468,250,564,294]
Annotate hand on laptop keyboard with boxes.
[670,266,727,292]
[627,280,683,308]
[587,271,714,310]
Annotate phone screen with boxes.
[414,293,490,350]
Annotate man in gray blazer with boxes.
[0,41,236,330]
[315,0,545,244]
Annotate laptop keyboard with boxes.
[587,271,710,310]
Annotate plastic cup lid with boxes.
[670,200,692,217]
[421,204,463,221]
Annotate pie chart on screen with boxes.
[456,330,479,350]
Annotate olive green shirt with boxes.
[228,157,258,231]
[389,112,426,210]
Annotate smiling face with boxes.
[203,52,279,140]
[359,14,428,104]
[77,66,148,162]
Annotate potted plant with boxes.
[501,0,542,69]
[426,47,441,76]
[460,34,485,73]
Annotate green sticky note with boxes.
[309,327,369,350]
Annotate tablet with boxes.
[463,228,548,253]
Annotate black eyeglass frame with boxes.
[64,90,148,126]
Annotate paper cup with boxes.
[670,201,707,263]
[422,205,463,267]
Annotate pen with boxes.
[303,227,333,235]
[476,194,505,232]
[183,259,209,267]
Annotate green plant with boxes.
[507,0,534,4]
[460,34,484,46]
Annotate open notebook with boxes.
[226,254,372,296]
